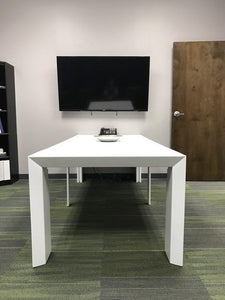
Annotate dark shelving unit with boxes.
[0,62,19,184]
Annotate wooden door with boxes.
[172,41,225,180]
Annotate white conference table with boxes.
[28,135,186,267]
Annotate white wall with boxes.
[0,0,225,174]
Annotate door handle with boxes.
[174,111,184,118]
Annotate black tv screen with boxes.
[57,56,150,111]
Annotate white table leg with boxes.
[28,158,51,267]
[139,167,142,183]
[76,167,79,183]
[136,167,139,182]
[66,167,70,206]
[77,167,83,183]
[79,167,83,183]
[136,167,142,183]
[148,167,151,205]
[165,157,186,266]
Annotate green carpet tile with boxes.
[0,178,225,299]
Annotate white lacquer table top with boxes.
[29,135,185,168]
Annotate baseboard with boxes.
[19,173,167,180]
[143,173,167,178]
[19,173,76,179]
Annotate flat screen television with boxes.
[57,56,150,111]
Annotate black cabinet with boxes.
[0,62,19,184]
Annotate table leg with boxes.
[77,167,83,183]
[148,167,151,205]
[136,167,142,183]
[28,158,52,267]
[76,167,79,183]
[66,167,70,206]
[165,157,186,266]
[79,167,83,183]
